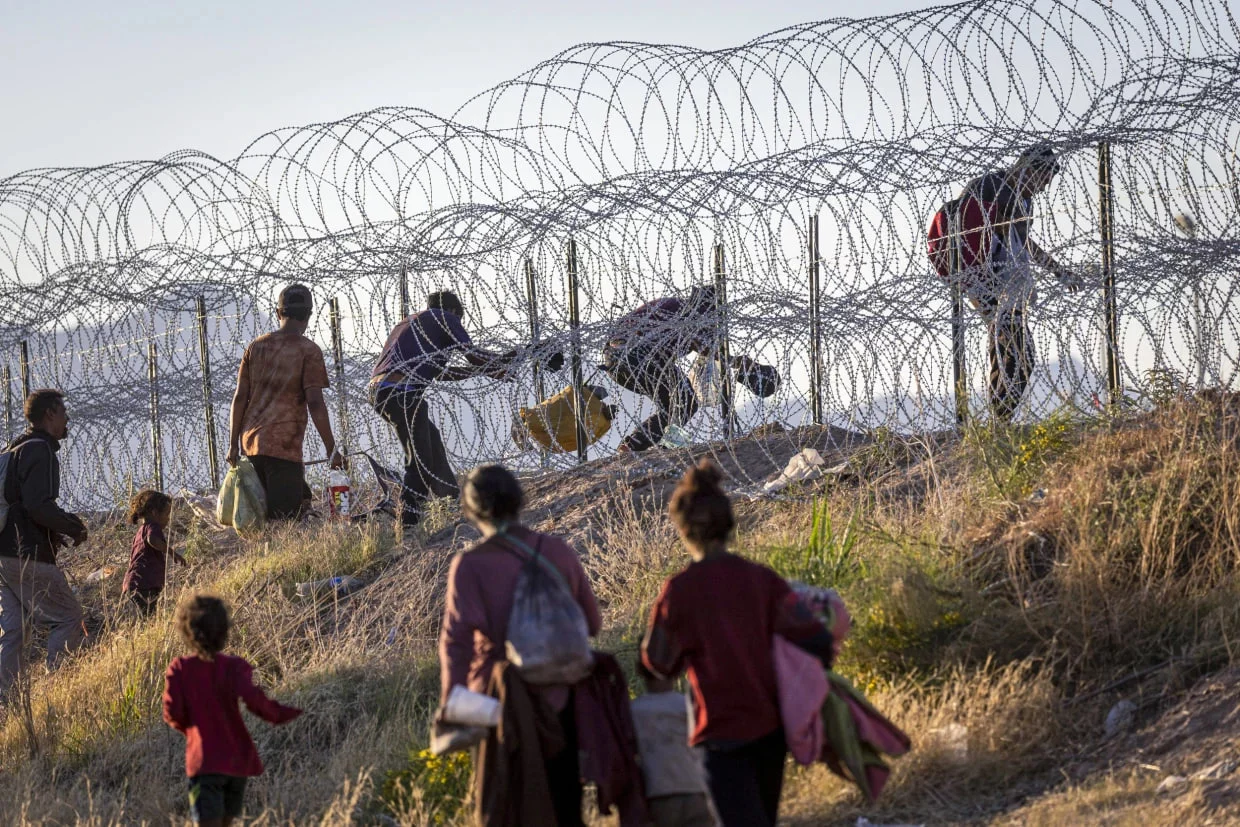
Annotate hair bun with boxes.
[669,458,734,545]
[687,458,723,491]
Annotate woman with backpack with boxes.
[438,464,601,827]
[642,459,835,827]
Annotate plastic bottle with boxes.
[295,575,365,599]
[327,469,352,521]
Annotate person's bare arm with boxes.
[305,388,345,469]
[226,375,250,468]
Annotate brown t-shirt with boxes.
[237,331,330,463]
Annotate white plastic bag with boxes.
[688,352,722,408]
[231,457,267,535]
[500,533,592,685]
[215,466,239,526]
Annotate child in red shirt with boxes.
[121,490,184,615]
[163,595,302,826]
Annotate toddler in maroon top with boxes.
[121,490,184,615]
[163,595,302,826]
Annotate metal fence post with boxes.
[808,215,824,425]
[524,258,547,407]
[3,364,11,442]
[399,263,410,320]
[712,243,735,438]
[148,340,164,491]
[196,297,221,490]
[1099,142,1122,405]
[947,202,968,427]
[951,284,968,427]
[566,240,589,463]
[329,297,349,456]
[19,341,30,398]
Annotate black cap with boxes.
[278,284,313,313]
[1015,145,1060,174]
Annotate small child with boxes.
[121,490,185,615]
[631,659,717,827]
[163,595,302,826]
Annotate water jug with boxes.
[327,469,351,521]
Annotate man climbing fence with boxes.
[929,145,1083,420]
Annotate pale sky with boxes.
[1,0,932,175]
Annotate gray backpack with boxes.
[499,532,593,685]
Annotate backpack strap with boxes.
[493,530,574,594]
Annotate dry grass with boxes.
[2,397,1239,825]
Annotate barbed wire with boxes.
[0,0,1237,510]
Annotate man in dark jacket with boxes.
[0,389,89,700]
[370,291,518,529]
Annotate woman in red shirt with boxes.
[163,595,302,826]
[642,459,834,827]
[438,464,602,827]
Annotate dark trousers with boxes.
[248,455,311,520]
[126,588,161,616]
[987,310,1034,422]
[546,701,584,827]
[372,386,459,526]
[699,729,787,827]
[607,348,698,452]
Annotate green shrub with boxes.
[966,409,1077,499]
[766,499,865,590]
[381,748,471,824]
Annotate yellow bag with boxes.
[515,385,613,453]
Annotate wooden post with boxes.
[566,240,589,463]
[196,297,221,490]
[808,215,824,425]
[1099,142,1122,404]
[712,243,735,438]
[19,341,30,398]
[329,298,349,456]
[524,258,547,406]
[148,340,164,491]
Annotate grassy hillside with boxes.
[2,395,1239,826]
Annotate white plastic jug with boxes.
[327,469,351,521]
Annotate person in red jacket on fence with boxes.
[642,459,834,827]
[959,146,1082,420]
[162,595,302,827]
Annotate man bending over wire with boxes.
[370,291,518,530]
[603,285,753,453]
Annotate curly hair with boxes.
[128,489,172,525]
[175,594,230,659]
[668,458,735,546]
